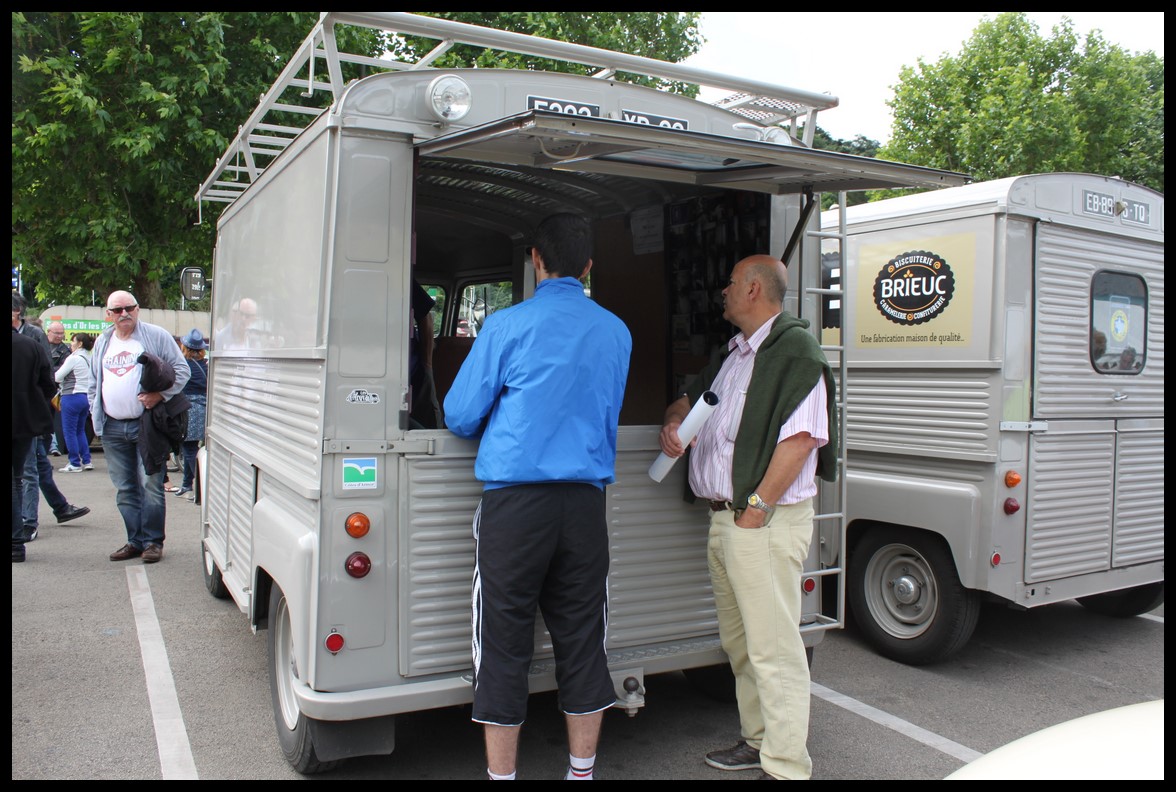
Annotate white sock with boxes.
[566,753,595,780]
[487,768,516,780]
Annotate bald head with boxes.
[722,255,790,336]
[740,255,788,307]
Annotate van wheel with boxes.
[201,541,230,600]
[849,527,979,665]
[268,584,337,774]
[1077,582,1164,617]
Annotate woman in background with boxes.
[55,332,95,472]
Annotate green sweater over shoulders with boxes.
[684,312,838,510]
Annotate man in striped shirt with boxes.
[659,255,836,780]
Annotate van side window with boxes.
[456,281,513,337]
[1090,271,1147,374]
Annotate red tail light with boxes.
[345,551,371,578]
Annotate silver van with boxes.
[196,12,965,771]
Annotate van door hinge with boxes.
[322,439,437,454]
[999,421,1048,433]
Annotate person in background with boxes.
[658,255,837,780]
[12,294,90,540]
[444,214,632,781]
[410,279,442,429]
[175,328,208,498]
[55,332,95,472]
[89,291,190,564]
[12,322,58,562]
[46,321,70,457]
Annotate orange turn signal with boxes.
[345,512,371,538]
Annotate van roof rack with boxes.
[197,12,838,207]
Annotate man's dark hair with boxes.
[12,292,28,316]
[533,213,592,278]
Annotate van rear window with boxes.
[1090,271,1147,374]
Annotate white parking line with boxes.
[811,682,983,764]
[127,566,199,780]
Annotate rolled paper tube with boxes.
[648,391,720,482]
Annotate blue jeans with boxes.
[12,436,33,553]
[180,440,199,490]
[102,418,167,548]
[60,393,93,467]
[22,436,70,531]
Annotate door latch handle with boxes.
[1111,391,1129,402]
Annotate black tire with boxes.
[683,648,814,703]
[201,541,230,600]
[268,584,337,774]
[1077,582,1164,617]
[849,526,980,665]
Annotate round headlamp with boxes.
[427,75,471,123]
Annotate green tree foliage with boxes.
[810,129,881,209]
[878,13,1164,193]
[12,12,344,307]
[395,12,703,96]
[12,12,702,310]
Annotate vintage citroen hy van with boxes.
[195,12,965,771]
[820,174,1164,665]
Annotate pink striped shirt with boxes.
[688,315,829,505]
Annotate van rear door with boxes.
[1027,223,1164,583]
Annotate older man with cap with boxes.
[89,291,189,563]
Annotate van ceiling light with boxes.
[427,75,471,123]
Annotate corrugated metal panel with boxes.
[607,451,717,648]
[209,358,325,490]
[1113,428,1165,566]
[400,446,718,677]
[845,370,996,460]
[1026,430,1114,582]
[227,456,256,589]
[1034,226,1165,417]
[402,455,482,676]
[206,441,232,549]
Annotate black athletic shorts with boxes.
[471,482,616,725]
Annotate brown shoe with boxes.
[110,543,142,561]
[141,544,164,564]
[705,741,761,771]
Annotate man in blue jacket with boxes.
[445,214,632,781]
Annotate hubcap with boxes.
[864,544,939,639]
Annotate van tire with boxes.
[1077,582,1164,617]
[849,527,979,665]
[201,541,230,600]
[268,584,337,774]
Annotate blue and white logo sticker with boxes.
[342,457,377,490]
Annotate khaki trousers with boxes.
[708,500,814,780]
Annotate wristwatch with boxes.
[746,492,775,519]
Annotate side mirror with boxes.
[181,267,208,301]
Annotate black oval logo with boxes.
[873,251,955,326]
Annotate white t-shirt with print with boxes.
[101,334,145,420]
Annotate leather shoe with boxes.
[110,543,143,561]
[55,504,90,524]
[141,544,164,564]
